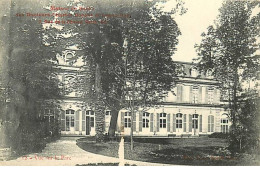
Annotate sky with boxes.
[163,0,224,62]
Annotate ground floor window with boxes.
[208,115,214,132]
[65,109,75,131]
[143,112,150,128]
[124,112,131,128]
[192,114,198,129]
[221,119,229,133]
[86,110,95,127]
[160,113,167,128]
[176,113,183,128]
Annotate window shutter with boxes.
[208,115,210,132]
[211,116,214,132]
[75,110,79,131]
[133,112,136,132]
[139,112,142,132]
[213,88,218,104]
[183,114,186,132]
[61,110,65,131]
[190,86,193,103]
[198,86,202,103]
[121,112,124,132]
[177,84,182,102]
[150,113,154,132]
[82,111,85,131]
[199,115,202,132]
[172,114,176,132]
[167,114,170,132]
[189,114,192,132]
[157,113,160,132]
[205,87,208,104]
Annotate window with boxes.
[176,113,183,128]
[159,113,167,128]
[86,110,95,127]
[124,112,131,128]
[208,87,214,104]
[208,115,214,132]
[190,67,198,77]
[221,115,229,133]
[65,109,75,131]
[105,111,111,116]
[65,52,74,65]
[192,86,199,103]
[44,109,55,123]
[192,114,198,129]
[143,112,150,128]
[206,69,214,79]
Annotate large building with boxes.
[116,61,230,137]
[46,50,230,137]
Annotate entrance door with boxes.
[86,116,91,135]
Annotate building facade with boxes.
[44,50,112,136]
[116,61,230,137]
[46,51,230,137]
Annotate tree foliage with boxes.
[195,0,260,153]
[44,0,184,143]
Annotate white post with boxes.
[118,137,125,166]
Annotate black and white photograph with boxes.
[0,0,259,166]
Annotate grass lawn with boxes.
[76,137,260,166]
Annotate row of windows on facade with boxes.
[45,109,111,132]
[124,112,229,133]
[176,85,219,104]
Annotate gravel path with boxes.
[1,137,171,166]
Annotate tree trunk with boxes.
[94,63,104,142]
[108,107,120,137]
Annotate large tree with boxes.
[195,0,260,153]
[43,0,185,146]
[0,0,61,158]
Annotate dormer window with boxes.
[206,69,214,79]
[65,52,74,65]
[190,67,198,77]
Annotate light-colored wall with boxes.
[117,106,229,136]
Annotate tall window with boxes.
[192,114,198,129]
[192,86,199,103]
[143,112,150,128]
[208,115,214,132]
[44,109,55,123]
[159,113,167,128]
[105,111,111,130]
[124,112,131,128]
[65,109,75,131]
[221,117,229,133]
[176,113,183,128]
[86,110,95,127]
[208,87,214,104]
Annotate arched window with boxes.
[124,112,131,128]
[206,69,214,79]
[208,115,214,132]
[65,52,74,65]
[190,67,198,77]
[159,113,167,128]
[221,114,229,133]
[86,110,95,127]
[143,112,150,128]
[65,109,75,131]
[176,113,183,128]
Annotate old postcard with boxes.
[0,0,259,166]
